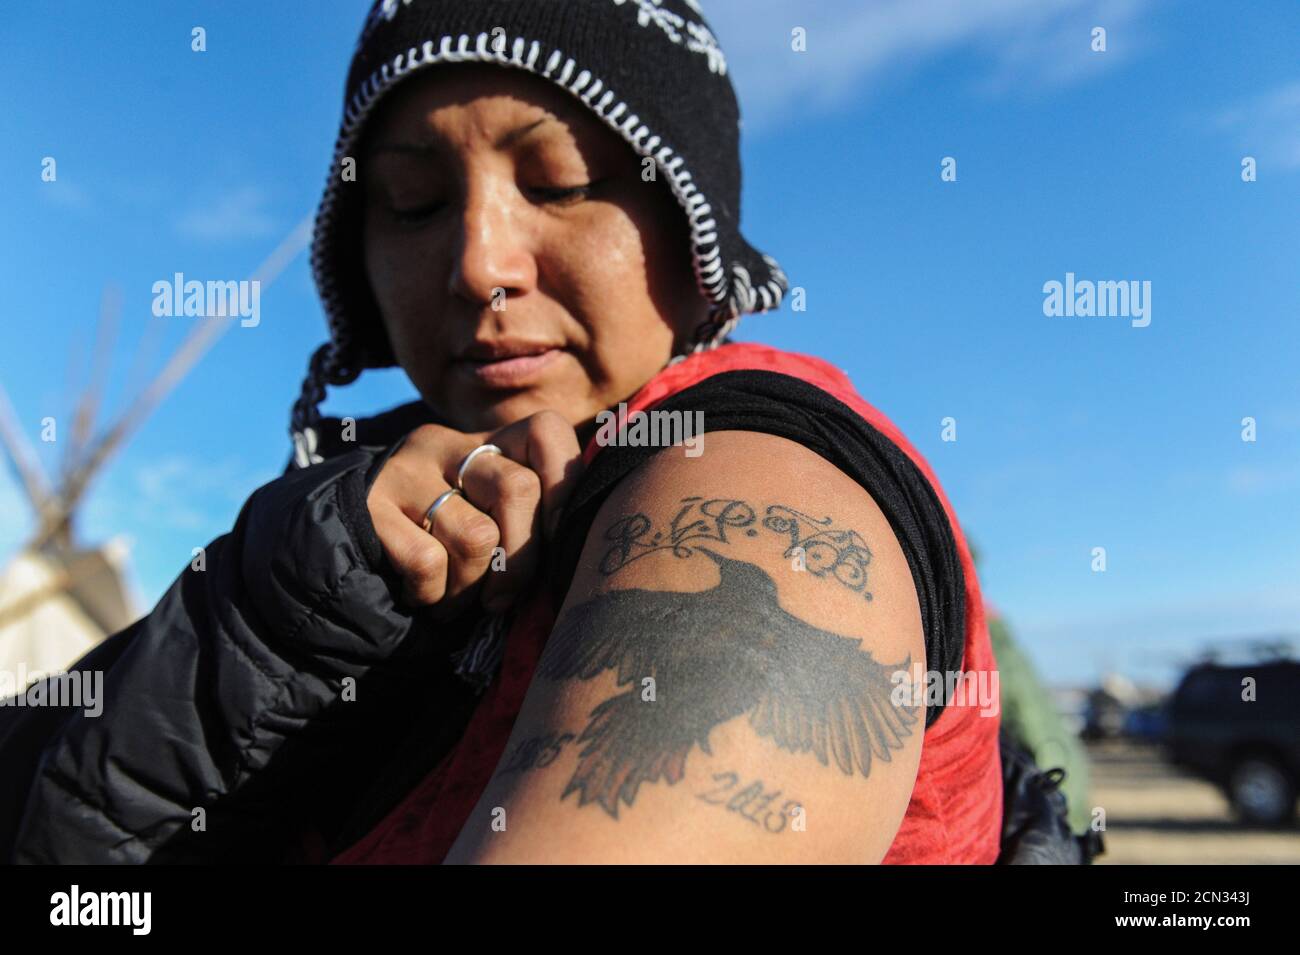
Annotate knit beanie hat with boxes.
[290,0,790,466]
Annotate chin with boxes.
[441,385,592,433]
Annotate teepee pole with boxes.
[0,379,55,524]
[28,214,314,552]
[64,283,123,486]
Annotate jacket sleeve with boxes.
[3,444,442,863]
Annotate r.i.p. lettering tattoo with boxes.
[600,496,874,601]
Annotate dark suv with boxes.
[1164,658,1300,826]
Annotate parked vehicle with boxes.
[1163,659,1300,825]
[1122,702,1168,742]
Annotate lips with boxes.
[454,340,565,388]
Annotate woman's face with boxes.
[361,63,709,434]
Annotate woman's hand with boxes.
[367,410,583,617]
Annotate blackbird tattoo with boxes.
[537,548,919,818]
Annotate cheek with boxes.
[564,197,697,357]
[364,227,444,355]
[553,221,664,378]
[546,207,651,333]
[365,227,422,309]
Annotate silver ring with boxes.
[455,443,503,491]
[420,488,463,534]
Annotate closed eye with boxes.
[386,179,603,224]
[388,201,445,225]
[530,180,602,204]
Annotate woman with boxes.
[0,0,1006,864]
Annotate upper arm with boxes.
[444,430,927,863]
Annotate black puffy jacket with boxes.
[0,402,488,863]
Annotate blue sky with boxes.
[2,0,1297,687]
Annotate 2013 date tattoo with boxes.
[697,771,804,834]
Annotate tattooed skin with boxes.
[697,771,804,835]
[537,546,918,819]
[497,731,578,776]
[600,496,874,600]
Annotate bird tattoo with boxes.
[537,547,919,818]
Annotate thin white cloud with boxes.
[698,0,1157,132]
[175,185,278,242]
[1226,461,1300,495]
[37,179,91,211]
[972,0,1154,95]
[1213,79,1300,171]
[1165,456,1300,497]
[127,454,272,529]
[64,455,275,542]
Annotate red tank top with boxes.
[331,343,1003,864]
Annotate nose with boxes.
[447,172,536,309]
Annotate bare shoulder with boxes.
[444,430,927,863]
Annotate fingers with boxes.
[369,425,494,609]
[374,485,504,610]
[389,479,501,603]
[489,410,583,540]
[365,414,583,616]
[457,452,542,613]
[423,490,501,599]
[370,498,451,606]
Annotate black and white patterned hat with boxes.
[291,0,789,465]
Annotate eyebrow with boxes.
[370,117,555,156]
